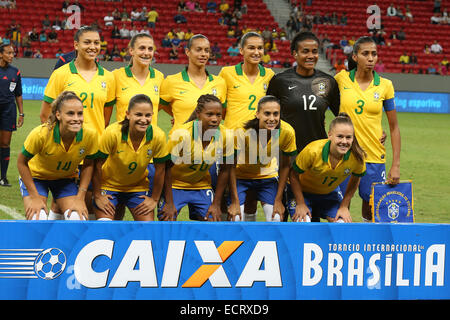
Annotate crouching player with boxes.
[229,95,297,222]
[288,113,366,222]
[159,94,238,221]
[17,91,98,220]
[92,94,169,221]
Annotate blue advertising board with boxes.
[0,221,448,300]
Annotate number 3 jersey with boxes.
[334,69,395,163]
[21,123,98,180]
[266,68,340,152]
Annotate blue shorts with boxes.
[147,163,155,195]
[209,162,218,191]
[236,178,278,205]
[340,163,385,202]
[286,185,343,220]
[19,177,78,199]
[0,103,17,131]
[95,190,150,209]
[158,188,214,221]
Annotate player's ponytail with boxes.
[120,94,153,137]
[348,36,377,71]
[329,112,367,164]
[243,95,281,131]
[185,94,222,123]
[47,91,82,128]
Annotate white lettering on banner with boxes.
[302,243,446,287]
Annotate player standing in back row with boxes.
[266,31,340,221]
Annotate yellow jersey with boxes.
[235,120,297,179]
[334,69,396,163]
[96,122,169,192]
[22,123,98,180]
[43,61,116,135]
[112,65,164,125]
[168,120,234,190]
[219,62,274,129]
[159,68,227,133]
[293,139,366,194]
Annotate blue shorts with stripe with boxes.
[339,162,385,202]
[236,177,278,205]
[158,188,214,221]
[95,190,150,209]
[19,177,78,199]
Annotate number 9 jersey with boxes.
[334,69,395,163]
[266,68,340,152]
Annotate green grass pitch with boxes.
[1,100,449,223]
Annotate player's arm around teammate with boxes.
[289,113,366,223]
[17,92,98,220]
[335,36,401,222]
[229,96,297,222]
[92,94,168,221]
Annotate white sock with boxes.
[335,218,345,223]
[233,215,241,222]
[262,203,273,222]
[32,209,48,220]
[296,215,311,222]
[272,213,281,222]
[47,210,63,220]
[64,210,84,220]
[97,217,112,221]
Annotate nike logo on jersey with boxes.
[288,85,297,90]
[180,90,187,94]
[233,85,241,89]
[344,87,351,90]
[67,82,76,86]
[45,152,53,156]
[122,87,129,91]
[117,150,124,154]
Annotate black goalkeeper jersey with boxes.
[266,67,340,152]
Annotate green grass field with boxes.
[1,100,449,223]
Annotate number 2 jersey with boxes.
[266,68,340,152]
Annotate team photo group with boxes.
[1,25,401,223]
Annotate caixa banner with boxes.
[0,221,448,300]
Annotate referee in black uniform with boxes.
[0,43,23,187]
[266,31,340,221]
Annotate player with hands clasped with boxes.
[92,94,169,221]
[334,36,401,222]
[228,95,297,222]
[288,113,366,223]
[17,91,98,220]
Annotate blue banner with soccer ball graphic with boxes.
[0,221,448,300]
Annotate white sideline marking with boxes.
[0,204,24,220]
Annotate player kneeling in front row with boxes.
[92,94,169,221]
[17,91,98,220]
[228,95,297,222]
[288,113,366,223]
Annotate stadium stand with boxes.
[0,0,448,74]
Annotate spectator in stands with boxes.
[11,24,20,47]
[39,30,47,43]
[261,49,271,66]
[387,3,396,16]
[100,35,107,52]
[147,7,159,29]
[261,26,272,42]
[21,34,31,48]
[111,25,121,39]
[340,12,348,25]
[112,8,121,21]
[389,31,397,40]
[110,45,121,59]
[130,8,141,21]
[129,25,139,38]
[395,6,405,20]
[174,11,187,24]
[175,28,185,41]
[48,29,58,43]
[339,35,348,48]
[42,15,52,30]
[279,28,288,41]
[186,0,196,11]
[399,51,410,64]
[342,42,353,55]
[52,17,62,31]
[61,0,70,13]
[195,1,203,12]
[442,8,449,24]
[139,7,148,21]
[169,45,179,60]
[433,0,442,13]
[397,27,406,40]
[427,63,438,74]
[439,63,448,75]
[119,24,130,39]
[430,12,442,24]
[104,12,114,27]
[374,30,386,45]
[207,1,217,13]
[33,49,42,59]
[322,13,331,25]
[55,48,63,58]
[227,42,239,56]
[211,42,222,59]
[430,40,443,54]
[171,36,182,49]
[219,0,230,13]
[410,52,418,65]
[120,7,130,21]
[333,59,346,73]
[178,0,187,12]
[8,0,16,9]
[23,46,32,58]
[271,28,279,40]
[161,35,172,48]
[312,12,322,25]
[330,12,338,25]
[404,5,413,22]
[0,0,8,8]
[140,26,151,35]
[374,59,385,73]
[424,44,431,54]
[185,29,194,41]
[441,56,449,68]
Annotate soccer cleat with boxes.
[0,178,11,187]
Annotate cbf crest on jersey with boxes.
[211,88,217,96]
[311,78,329,96]
[370,181,415,223]
[101,81,107,90]
[374,92,380,101]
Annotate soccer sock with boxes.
[97,217,112,221]
[47,210,63,220]
[262,204,274,221]
[64,210,83,220]
[32,209,48,220]
[0,147,10,179]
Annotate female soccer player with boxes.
[229,95,297,222]
[288,113,366,223]
[160,94,237,221]
[113,33,164,125]
[17,91,98,220]
[218,31,275,221]
[92,94,169,221]
[0,43,24,187]
[334,36,401,222]
[40,26,116,135]
[159,34,227,133]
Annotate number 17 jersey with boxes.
[266,68,340,152]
